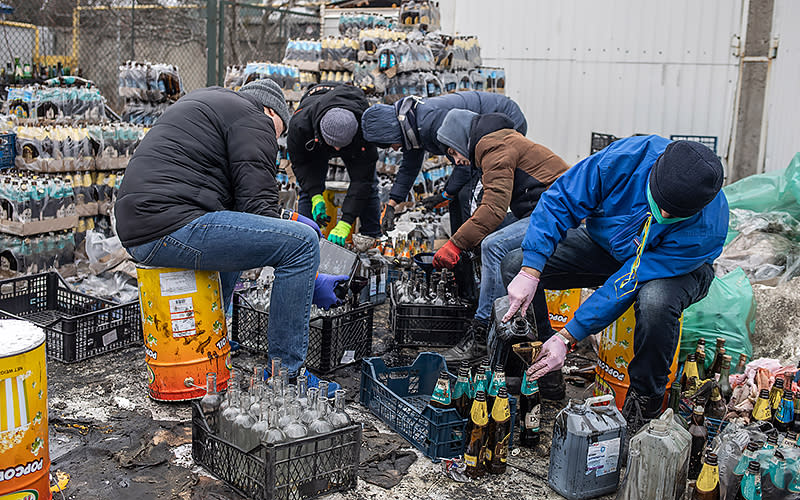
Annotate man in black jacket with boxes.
[287,83,380,246]
[115,79,346,378]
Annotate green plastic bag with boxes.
[724,153,800,218]
[679,268,755,369]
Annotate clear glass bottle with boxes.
[200,372,223,415]
[262,405,287,445]
[301,387,321,425]
[319,380,330,400]
[220,385,241,442]
[233,390,258,452]
[310,396,334,435]
[272,372,286,410]
[249,378,266,419]
[328,389,351,429]
[269,358,282,388]
[283,401,309,441]
[250,401,270,442]
[296,375,309,409]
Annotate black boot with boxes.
[538,370,566,401]
[621,388,664,439]
[443,319,487,364]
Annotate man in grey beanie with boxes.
[116,80,349,380]
[287,83,380,246]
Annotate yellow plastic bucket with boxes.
[136,266,231,401]
[593,305,681,410]
[0,320,51,500]
[544,288,582,330]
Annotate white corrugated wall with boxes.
[763,0,800,172]
[439,0,744,165]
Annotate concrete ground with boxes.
[45,302,617,500]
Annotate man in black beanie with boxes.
[287,83,380,246]
[499,135,728,435]
[116,80,348,380]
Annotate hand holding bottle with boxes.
[527,333,569,380]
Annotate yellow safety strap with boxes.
[614,214,653,298]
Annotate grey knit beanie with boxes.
[238,79,291,131]
[436,109,476,158]
[320,108,358,148]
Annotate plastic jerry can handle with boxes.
[659,408,674,422]
[585,394,615,407]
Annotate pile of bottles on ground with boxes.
[118,61,184,126]
[199,360,352,456]
[427,357,540,477]
[639,336,800,500]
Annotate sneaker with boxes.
[538,370,566,401]
[300,368,340,398]
[442,319,487,364]
[621,388,664,438]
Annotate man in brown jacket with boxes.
[431,109,569,363]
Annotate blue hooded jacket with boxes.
[521,135,729,341]
[362,91,527,202]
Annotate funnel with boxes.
[413,252,435,280]
[512,341,543,369]
[351,233,377,253]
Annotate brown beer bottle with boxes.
[693,452,721,500]
[718,355,733,403]
[688,405,708,480]
[706,385,727,420]
[708,337,726,377]
[733,353,748,375]
[696,344,707,380]
[464,390,489,478]
[452,361,473,419]
[682,353,701,393]
[484,386,511,474]
[429,371,454,410]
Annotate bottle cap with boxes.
[774,379,784,388]
[497,386,508,398]
[746,440,760,452]
[759,389,770,399]
[693,405,705,416]
[747,461,760,474]
[704,452,718,466]
[474,390,486,401]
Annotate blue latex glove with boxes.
[313,273,349,309]
[282,209,322,238]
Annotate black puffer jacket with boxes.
[287,84,377,225]
[115,87,280,247]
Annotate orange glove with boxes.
[433,240,461,269]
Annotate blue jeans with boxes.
[501,227,714,398]
[298,172,382,237]
[475,216,529,322]
[126,211,320,375]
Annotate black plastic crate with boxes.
[360,352,516,461]
[669,134,718,154]
[0,272,142,363]
[0,132,15,169]
[590,132,620,154]
[389,286,472,347]
[232,293,374,374]
[191,402,361,500]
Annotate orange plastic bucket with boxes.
[136,266,231,401]
[0,320,51,500]
[544,289,582,330]
[593,305,681,410]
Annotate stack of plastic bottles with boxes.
[119,61,184,126]
[7,85,106,122]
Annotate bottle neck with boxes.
[206,373,218,395]
[334,390,346,413]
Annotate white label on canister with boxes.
[586,437,620,476]
[340,350,356,365]
[369,276,377,296]
[159,270,198,297]
[169,297,197,337]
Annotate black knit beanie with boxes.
[649,140,724,218]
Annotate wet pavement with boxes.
[45,302,616,500]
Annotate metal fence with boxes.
[1,0,322,112]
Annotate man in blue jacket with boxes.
[361,91,527,234]
[501,136,728,431]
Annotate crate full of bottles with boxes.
[0,271,142,363]
[389,268,472,347]
[192,367,362,500]
[232,284,374,374]
[359,351,516,461]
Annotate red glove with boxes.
[433,240,462,269]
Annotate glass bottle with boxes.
[793,393,800,434]
[519,370,541,448]
[262,405,287,446]
[429,371,454,410]
[200,372,223,416]
[733,353,748,375]
[484,386,511,475]
[668,379,689,429]
[220,385,241,442]
[251,401,271,442]
[319,380,330,400]
[310,396,334,435]
[486,366,506,413]
[693,452,720,500]
[782,430,798,449]
[682,354,700,394]
[706,386,727,420]
[708,339,726,379]
[727,441,760,500]
[774,390,795,433]
[452,361,473,419]
[752,389,772,422]
[233,390,258,452]
[272,372,286,410]
[283,401,309,441]
[296,375,309,409]
[328,389,351,429]
[269,358,282,388]
[696,344,707,381]
[464,390,489,479]
[718,355,733,403]
[733,461,761,500]
[301,387,321,425]
[688,405,707,481]
[763,433,779,450]
[764,450,788,495]
[768,379,784,414]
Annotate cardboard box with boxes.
[0,215,78,236]
[76,202,98,217]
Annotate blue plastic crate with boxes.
[0,132,15,169]
[360,352,516,461]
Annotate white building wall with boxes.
[763,0,800,172]
[439,0,744,165]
